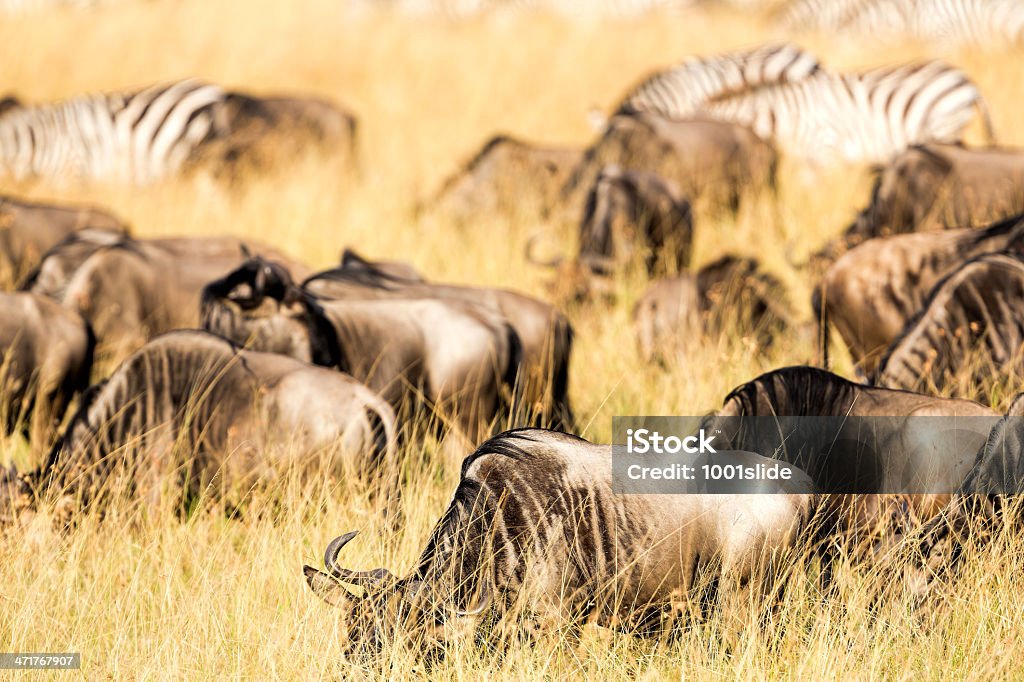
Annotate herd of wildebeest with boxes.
[3,47,1024,662]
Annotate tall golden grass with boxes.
[1,1,1024,678]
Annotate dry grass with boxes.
[1,1,1024,678]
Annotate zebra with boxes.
[353,0,753,19]
[863,0,1024,46]
[0,0,111,12]
[609,43,822,121]
[776,0,894,31]
[0,79,228,184]
[779,0,1024,48]
[698,60,994,165]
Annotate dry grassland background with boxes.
[1,1,1023,678]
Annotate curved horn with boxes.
[323,531,396,584]
[783,239,810,270]
[253,263,268,298]
[452,580,492,617]
[240,243,253,260]
[525,231,564,268]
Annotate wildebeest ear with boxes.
[239,244,253,260]
[1007,393,1024,417]
[0,95,20,116]
[340,248,366,268]
[303,566,355,608]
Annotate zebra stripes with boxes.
[0,0,108,11]
[353,0,751,18]
[0,79,228,184]
[699,60,993,164]
[780,0,1024,47]
[613,43,821,119]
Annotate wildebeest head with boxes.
[304,531,485,661]
[20,228,128,297]
[850,146,955,245]
[201,254,341,368]
[528,165,691,304]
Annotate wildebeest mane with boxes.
[411,429,571,589]
[303,293,347,371]
[300,266,403,293]
[42,332,251,491]
[964,211,1024,250]
[721,365,861,416]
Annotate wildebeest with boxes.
[2,330,397,521]
[201,258,522,441]
[902,394,1024,602]
[304,428,814,659]
[704,366,997,536]
[426,135,583,224]
[0,194,126,287]
[814,214,1024,374]
[23,232,308,359]
[0,292,93,447]
[633,256,790,364]
[530,165,693,302]
[195,91,360,178]
[875,254,1024,397]
[303,252,574,430]
[841,144,1024,251]
[561,114,778,218]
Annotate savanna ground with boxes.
[1,1,1024,678]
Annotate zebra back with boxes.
[613,43,821,120]
[0,79,228,183]
[699,60,990,164]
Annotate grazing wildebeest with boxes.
[304,252,574,430]
[840,144,1024,251]
[1,330,397,521]
[902,394,1024,602]
[23,233,308,359]
[201,259,521,441]
[530,165,694,302]
[814,214,1024,373]
[704,366,997,537]
[195,91,360,177]
[561,114,777,218]
[0,292,93,446]
[633,256,790,364]
[0,195,126,287]
[426,135,583,224]
[304,428,815,659]
[875,254,1024,397]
